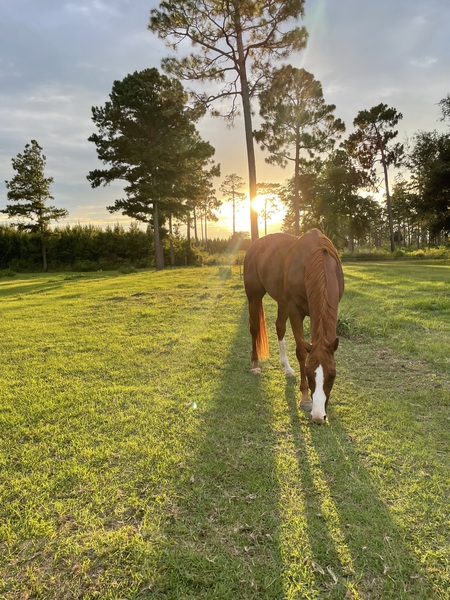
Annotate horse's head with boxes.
[305,338,339,424]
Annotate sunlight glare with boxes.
[251,194,267,214]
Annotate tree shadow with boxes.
[150,304,285,599]
[282,378,437,599]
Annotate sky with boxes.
[1,0,449,237]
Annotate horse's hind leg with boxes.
[276,304,296,376]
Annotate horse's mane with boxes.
[304,235,340,346]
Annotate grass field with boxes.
[0,262,449,599]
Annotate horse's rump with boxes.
[244,233,298,303]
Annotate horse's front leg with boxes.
[296,342,312,411]
[276,304,296,376]
[290,309,312,411]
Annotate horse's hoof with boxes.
[250,367,261,375]
[300,401,312,412]
[285,370,296,377]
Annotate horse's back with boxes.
[244,233,297,301]
[244,230,343,304]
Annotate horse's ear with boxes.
[332,337,339,351]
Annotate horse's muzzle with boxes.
[311,412,327,425]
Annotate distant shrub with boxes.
[72,259,98,272]
[118,265,138,274]
[0,268,16,278]
[404,246,449,260]
[410,249,426,259]
[393,248,406,258]
[342,245,449,261]
[233,251,246,266]
[341,248,391,261]
[422,246,449,259]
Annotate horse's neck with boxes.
[310,306,337,344]
[309,265,339,344]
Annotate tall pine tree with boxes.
[254,66,345,236]
[345,104,404,252]
[87,68,217,270]
[149,1,308,241]
[3,140,68,271]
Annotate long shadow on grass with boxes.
[150,304,285,599]
[283,379,437,599]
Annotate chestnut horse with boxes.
[244,229,344,424]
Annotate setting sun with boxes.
[251,194,267,214]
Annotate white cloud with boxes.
[410,56,438,68]
[64,1,120,19]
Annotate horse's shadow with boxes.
[283,379,434,599]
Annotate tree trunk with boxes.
[379,141,395,252]
[294,131,301,236]
[348,213,354,251]
[187,212,191,247]
[235,14,258,241]
[153,201,164,270]
[193,206,198,243]
[264,198,268,236]
[232,194,236,235]
[384,172,395,252]
[169,214,175,266]
[42,239,48,272]
[186,211,191,265]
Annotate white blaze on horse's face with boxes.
[311,365,327,424]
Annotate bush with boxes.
[341,245,450,261]
[410,249,426,259]
[341,248,391,261]
[393,248,406,258]
[0,268,16,278]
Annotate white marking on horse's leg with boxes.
[311,365,327,424]
[279,338,296,376]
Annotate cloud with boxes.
[64,1,121,19]
[0,76,140,225]
[0,81,105,201]
[410,56,438,68]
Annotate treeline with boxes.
[0,224,251,272]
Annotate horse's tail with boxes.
[256,300,269,360]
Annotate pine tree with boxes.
[220,174,246,235]
[345,104,404,252]
[87,68,217,270]
[254,66,345,236]
[149,1,308,241]
[3,140,68,271]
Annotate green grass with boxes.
[0,263,448,599]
